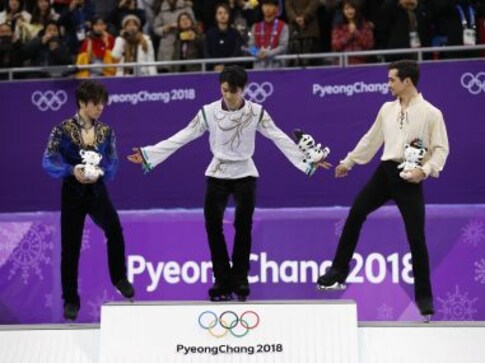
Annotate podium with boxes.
[99,300,359,363]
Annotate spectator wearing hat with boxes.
[248,0,289,69]
[111,14,157,76]
[107,0,146,35]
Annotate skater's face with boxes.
[220,81,243,109]
[388,69,407,97]
[79,100,105,121]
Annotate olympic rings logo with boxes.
[31,90,68,111]
[198,310,260,338]
[460,72,485,95]
[243,82,274,103]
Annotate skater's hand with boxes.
[316,158,332,170]
[335,164,350,178]
[127,148,143,164]
[404,168,426,184]
[73,165,96,184]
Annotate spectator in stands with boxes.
[228,0,262,43]
[285,0,320,65]
[51,0,71,15]
[57,0,95,55]
[431,0,481,59]
[375,0,433,61]
[331,0,374,64]
[0,22,23,79]
[19,0,60,42]
[76,16,116,77]
[205,3,245,71]
[173,12,204,72]
[248,0,289,69]
[22,20,72,78]
[153,0,194,71]
[107,0,146,35]
[0,0,32,41]
[111,14,157,75]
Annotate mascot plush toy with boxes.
[293,129,330,176]
[76,149,104,181]
[398,138,426,180]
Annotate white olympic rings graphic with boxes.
[198,310,260,338]
[31,90,68,111]
[244,82,274,103]
[460,72,485,95]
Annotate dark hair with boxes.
[260,0,278,6]
[31,0,53,25]
[92,15,107,25]
[6,0,23,13]
[388,59,420,86]
[340,0,363,28]
[42,19,60,32]
[219,65,247,92]
[177,11,194,29]
[75,80,109,108]
[215,2,230,16]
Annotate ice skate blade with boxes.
[116,289,135,302]
[422,315,432,323]
[236,295,248,302]
[209,294,233,302]
[316,282,346,291]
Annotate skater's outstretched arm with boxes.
[339,106,385,172]
[127,109,208,172]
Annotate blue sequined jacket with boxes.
[42,115,119,184]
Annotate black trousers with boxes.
[204,176,257,283]
[61,180,127,305]
[332,161,432,304]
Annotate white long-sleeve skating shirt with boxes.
[341,93,449,177]
[140,99,311,178]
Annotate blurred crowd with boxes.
[0,0,484,79]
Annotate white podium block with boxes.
[99,300,358,363]
[0,324,99,363]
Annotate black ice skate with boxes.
[417,298,434,323]
[232,281,250,302]
[316,268,349,291]
[63,302,80,321]
[209,281,233,302]
[115,279,135,302]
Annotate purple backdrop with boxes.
[0,60,484,212]
[0,205,484,323]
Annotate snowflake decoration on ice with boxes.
[7,223,54,284]
[461,219,485,247]
[474,259,485,284]
[377,303,394,320]
[87,289,115,321]
[44,293,54,309]
[334,218,345,238]
[0,223,31,266]
[438,285,478,321]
